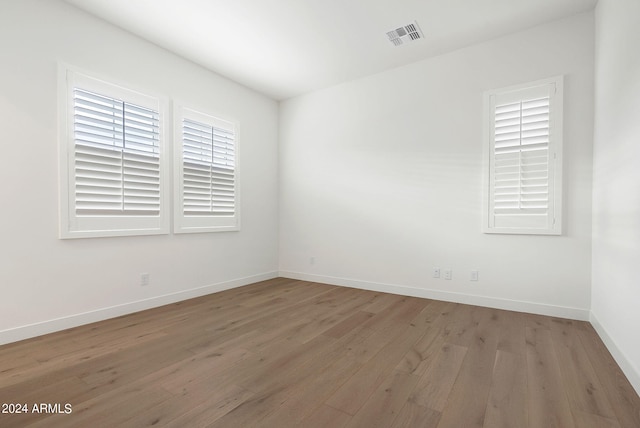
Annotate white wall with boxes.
[0,0,279,344]
[592,0,640,393]
[279,12,594,319]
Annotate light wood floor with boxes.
[1,278,639,427]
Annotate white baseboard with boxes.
[589,312,640,396]
[0,271,279,346]
[279,270,591,321]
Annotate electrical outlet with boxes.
[433,268,440,278]
[140,273,150,286]
[470,270,479,281]
[444,269,452,280]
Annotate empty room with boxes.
[1,0,639,426]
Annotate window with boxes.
[59,68,169,238]
[483,76,563,235]
[174,106,239,233]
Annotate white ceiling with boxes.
[63,0,597,100]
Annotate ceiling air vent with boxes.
[387,21,424,46]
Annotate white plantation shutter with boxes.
[483,77,563,235]
[182,118,235,215]
[73,88,160,215]
[59,69,168,238]
[175,107,239,233]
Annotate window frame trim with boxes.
[173,102,241,234]
[482,75,564,236]
[58,63,170,239]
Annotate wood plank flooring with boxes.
[0,278,639,427]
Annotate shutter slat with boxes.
[74,107,124,125]
[75,121,124,138]
[74,97,123,116]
